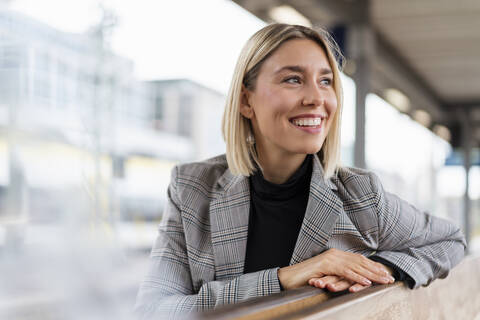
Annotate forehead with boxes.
[262,38,331,71]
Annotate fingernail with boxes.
[316,280,323,286]
[383,276,394,283]
[364,279,371,285]
[389,276,395,283]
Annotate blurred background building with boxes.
[0,0,479,319]
[0,8,225,231]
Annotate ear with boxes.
[239,86,254,119]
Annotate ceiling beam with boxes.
[373,33,450,123]
[284,0,365,24]
[233,0,451,125]
[452,101,480,109]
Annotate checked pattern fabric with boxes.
[134,154,466,319]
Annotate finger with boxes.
[366,260,393,277]
[320,275,343,287]
[345,259,394,284]
[318,250,394,285]
[326,279,353,292]
[357,255,393,278]
[349,283,369,293]
[374,262,394,277]
[324,251,389,283]
[309,276,341,288]
[308,277,323,287]
[354,265,395,284]
[308,277,320,287]
[341,269,373,286]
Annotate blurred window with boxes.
[0,46,22,69]
[33,51,51,101]
[154,95,164,130]
[57,61,70,106]
[34,72,50,100]
[77,71,94,106]
[57,76,67,107]
[57,61,69,77]
[36,51,50,71]
[178,94,192,137]
[0,46,26,97]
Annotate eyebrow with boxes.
[274,65,333,75]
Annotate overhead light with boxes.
[383,88,410,113]
[433,124,451,142]
[268,5,312,27]
[413,109,432,128]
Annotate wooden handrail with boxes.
[195,285,334,320]
[196,254,480,319]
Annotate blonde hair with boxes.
[221,23,344,179]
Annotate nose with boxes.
[302,83,324,107]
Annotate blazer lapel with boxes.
[290,155,343,265]
[209,169,250,281]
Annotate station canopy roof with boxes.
[232,0,480,148]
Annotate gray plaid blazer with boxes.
[134,154,466,319]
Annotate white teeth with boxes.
[292,118,322,126]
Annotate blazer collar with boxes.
[215,154,338,192]
[210,154,341,280]
[290,155,342,264]
[210,171,250,280]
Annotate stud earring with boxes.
[246,133,255,145]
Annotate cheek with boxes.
[254,88,292,119]
[324,94,338,134]
[326,94,338,115]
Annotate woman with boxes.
[134,24,466,318]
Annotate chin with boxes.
[292,144,323,155]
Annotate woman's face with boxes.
[241,39,338,159]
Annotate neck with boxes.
[257,151,308,184]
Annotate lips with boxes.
[289,114,325,127]
[291,118,322,127]
[288,114,326,134]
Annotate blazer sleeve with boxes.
[369,172,467,288]
[134,166,282,319]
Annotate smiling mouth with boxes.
[289,118,323,127]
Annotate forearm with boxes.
[374,210,466,288]
[370,171,467,288]
[373,237,465,288]
[135,267,281,319]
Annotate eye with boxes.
[283,76,302,84]
[320,78,332,86]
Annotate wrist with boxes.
[278,265,295,290]
[277,266,289,290]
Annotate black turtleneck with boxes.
[242,154,413,288]
[243,154,313,273]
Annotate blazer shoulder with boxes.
[174,154,229,194]
[334,166,380,199]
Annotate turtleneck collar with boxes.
[250,154,313,201]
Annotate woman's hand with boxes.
[309,275,365,292]
[308,262,395,293]
[277,248,395,290]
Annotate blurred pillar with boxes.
[4,54,28,251]
[462,111,472,250]
[347,0,374,169]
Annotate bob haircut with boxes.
[222,23,344,179]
